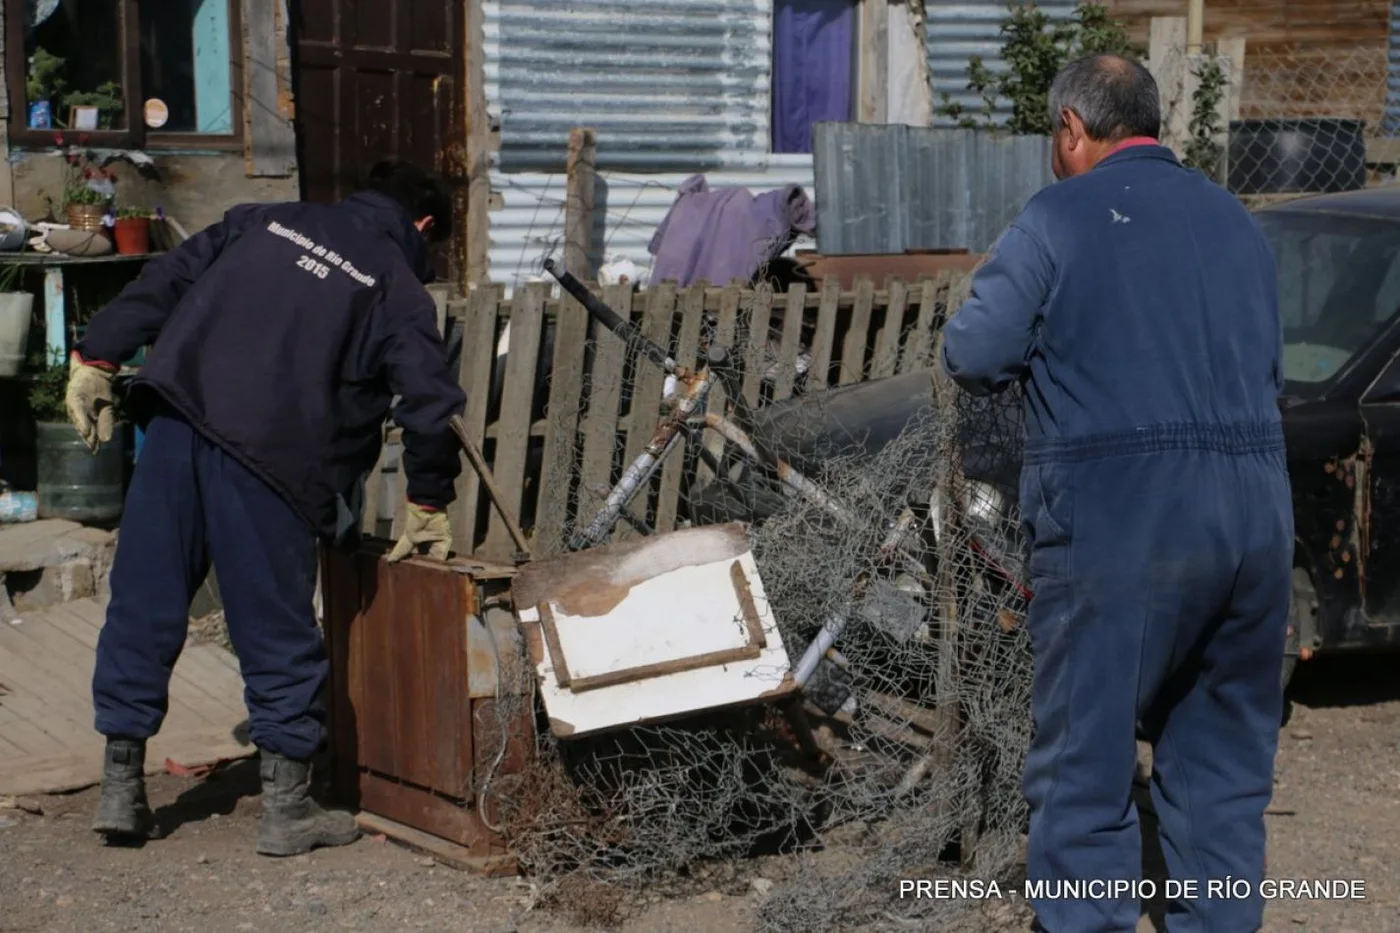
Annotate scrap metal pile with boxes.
[484,267,1035,932]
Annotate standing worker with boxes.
[941,56,1292,932]
[65,160,467,856]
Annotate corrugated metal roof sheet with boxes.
[483,0,773,172]
[925,0,1077,126]
[487,155,815,289]
[813,123,1051,253]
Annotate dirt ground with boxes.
[1,653,1397,933]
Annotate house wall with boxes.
[2,0,299,234]
[7,150,296,235]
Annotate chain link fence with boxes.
[464,278,1047,931]
[1228,43,1393,204]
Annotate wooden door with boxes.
[290,0,461,206]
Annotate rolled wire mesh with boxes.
[479,279,1037,931]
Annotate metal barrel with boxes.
[35,421,126,524]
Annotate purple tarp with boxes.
[772,0,857,154]
[647,175,816,288]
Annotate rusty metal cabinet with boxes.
[319,543,532,869]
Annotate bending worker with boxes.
[65,160,466,856]
[941,56,1292,932]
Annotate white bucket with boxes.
[0,291,34,378]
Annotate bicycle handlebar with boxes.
[542,258,674,373]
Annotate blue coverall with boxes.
[941,144,1293,933]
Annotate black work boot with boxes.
[92,737,154,841]
[256,751,360,857]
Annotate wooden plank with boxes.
[655,286,707,532]
[0,727,27,759]
[859,0,890,124]
[808,276,842,390]
[534,291,591,553]
[564,127,598,281]
[771,283,807,402]
[43,604,243,722]
[948,269,974,317]
[0,705,70,758]
[1148,16,1191,155]
[450,286,502,554]
[619,283,677,529]
[359,556,400,777]
[0,727,255,798]
[871,277,906,379]
[394,567,434,790]
[0,624,140,737]
[697,283,742,487]
[900,276,943,374]
[739,286,775,410]
[482,283,545,558]
[839,275,876,385]
[354,811,517,876]
[464,0,491,283]
[12,609,232,733]
[241,0,297,177]
[577,283,634,525]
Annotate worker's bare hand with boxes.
[387,502,452,562]
[64,353,116,453]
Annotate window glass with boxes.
[23,0,126,130]
[139,0,234,134]
[1258,210,1400,390]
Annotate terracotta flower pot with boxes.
[65,203,107,232]
[113,216,151,255]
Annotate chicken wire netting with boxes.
[472,278,1037,931]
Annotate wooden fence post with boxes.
[564,127,598,281]
[1148,16,1191,156]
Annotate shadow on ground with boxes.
[152,756,262,839]
[1288,651,1400,709]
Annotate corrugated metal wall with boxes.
[483,0,773,172]
[487,156,815,290]
[813,123,1051,253]
[925,0,1077,126]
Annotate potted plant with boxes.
[112,206,152,255]
[25,353,126,525]
[0,264,32,378]
[55,134,116,231]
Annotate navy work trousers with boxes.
[1020,429,1292,933]
[93,410,327,760]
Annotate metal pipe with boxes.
[569,370,713,550]
[793,611,849,688]
[1186,0,1204,53]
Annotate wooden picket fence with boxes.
[363,271,974,560]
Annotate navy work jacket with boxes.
[941,144,1285,468]
[77,191,466,538]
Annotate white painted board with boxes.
[511,524,796,738]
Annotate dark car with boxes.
[1261,186,1400,685]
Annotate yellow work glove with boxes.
[64,352,117,453]
[387,502,453,562]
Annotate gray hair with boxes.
[1047,54,1161,141]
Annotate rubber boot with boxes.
[256,751,360,857]
[92,737,154,840]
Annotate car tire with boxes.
[1283,566,1317,692]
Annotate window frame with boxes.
[5,0,244,150]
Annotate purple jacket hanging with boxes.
[647,175,816,288]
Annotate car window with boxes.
[1258,210,1400,390]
